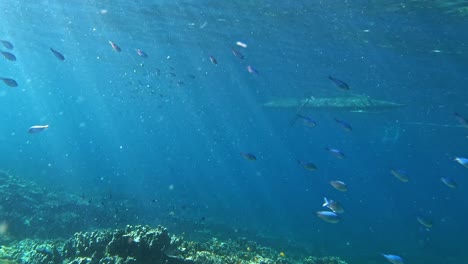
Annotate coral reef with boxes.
[0,225,348,264]
[0,171,135,240]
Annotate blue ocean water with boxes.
[1,1,468,263]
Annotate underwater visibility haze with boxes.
[1,1,468,263]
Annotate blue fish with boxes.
[247,65,258,76]
[231,47,244,60]
[382,254,404,264]
[455,157,468,168]
[296,114,317,127]
[136,49,148,58]
[209,55,217,65]
[297,160,317,171]
[334,118,352,131]
[326,147,345,158]
[0,77,18,87]
[1,51,16,61]
[240,152,257,161]
[316,211,340,223]
[0,40,13,50]
[328,76,349,90]
[440,177,457,188]
[50,48,65,61]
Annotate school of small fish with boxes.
[2,22,467,264]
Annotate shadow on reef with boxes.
[0,171,135,241]
[0,225,348,264]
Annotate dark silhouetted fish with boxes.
[296,114,317,127]
[297,160,317,171]
[1,51,16,61]
[209,55,217,65]
[0,77,18,87]
[334,118,352,131]
[328,75,349,90]
[136,49,148,58]
[232,47,244,60]
[241,152,257,161]
[0,40,13,50]
[50,48,65,61]
[109,41,121,52]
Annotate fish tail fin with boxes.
[322,197,329,207]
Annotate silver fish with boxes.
[330,180,348,192]
[28,125,49,133]
[323,197,344,213]
[316,211,340,223]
